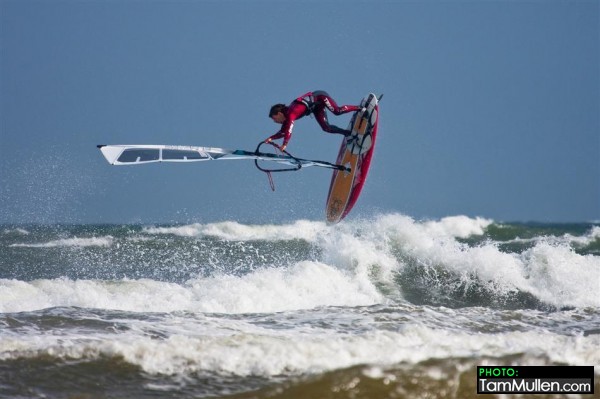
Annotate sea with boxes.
[1,214,598,399]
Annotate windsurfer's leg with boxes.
[313,91,360,115]
[314,106,351,136]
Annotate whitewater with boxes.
[1,214,598,398]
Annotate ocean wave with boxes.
[371,214,600,309]
[1,214,597,399]
[1,323,597,377]
[143,220,328,241]
[1,214,598,311]
[141,215,492,242]
[2,228,30,236]
[494,225,600,248]
[0,259,382,314]
[9,236,114,248]
[422,215,493,238]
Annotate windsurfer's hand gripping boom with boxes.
[264,131,290,152]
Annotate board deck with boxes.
[325,93,379,223]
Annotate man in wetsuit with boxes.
[264,90,361,152]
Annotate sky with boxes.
[1,0,598,224]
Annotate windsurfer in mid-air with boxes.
[264,90,361,152]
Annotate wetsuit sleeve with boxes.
[266,112,296,145]
[279,119,294,148]
[266,131,286,141]
[265,101,306,147]
[266,125,292,148]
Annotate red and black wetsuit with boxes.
[267,90,360,148]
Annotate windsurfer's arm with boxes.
[278,118,294,150]
[265,131,285,142]
[265,119,294,150]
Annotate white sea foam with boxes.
[372,214,600,308]
[143,224,203,237]
[9,236,114,248]
[1,321,597,377]
[0,259,382,314]
[423,215,493,238]
[1,215,598,383]
[0,278,192,313]
[520,242,600,306]
[565,225,600,246]
[501,225,600,248]
[2,214,598,312]
[2,228,30,235]
[143,220,328,241]
[141,215,493,241]
[187,261,382,313]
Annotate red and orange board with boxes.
[326,93,380,223]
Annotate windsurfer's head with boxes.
[269,104,287,124]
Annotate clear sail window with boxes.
[162,149,206,160]
[117,149,160,163]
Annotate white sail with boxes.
[97,144,348,171]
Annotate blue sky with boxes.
[1,0,598,224]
